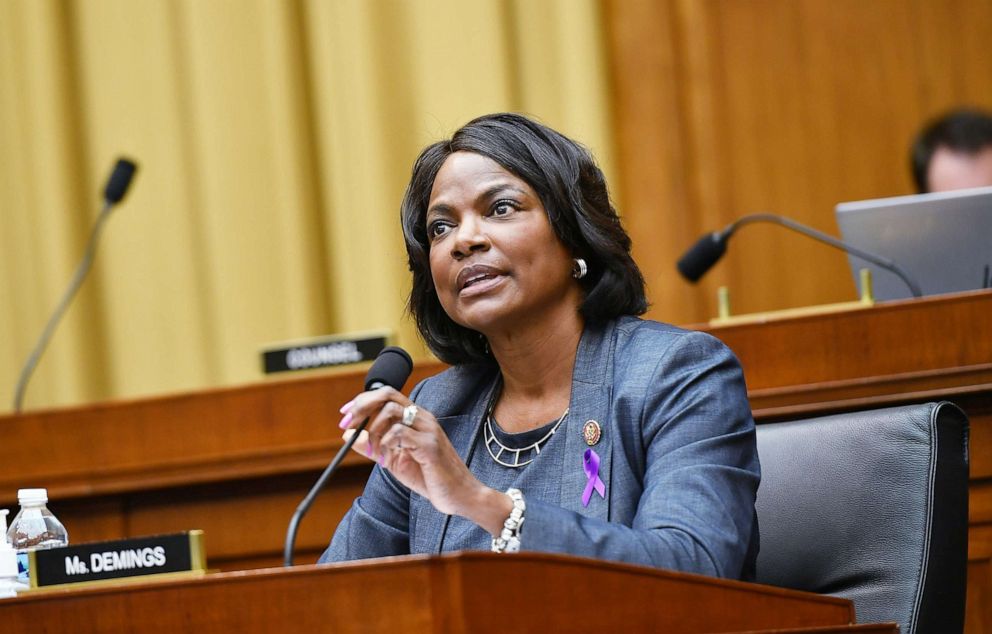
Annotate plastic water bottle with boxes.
[6,488,69,585]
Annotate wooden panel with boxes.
[42,470,369,572]
[605,0,992,326]
[971,524,992,562]
[0,363,438,504]
[0,363,435,572]
[696,291,992,391]
[974,420,992,481]
[966,559,992,634]
[0,553,861,633]
[971,482,992,526]
[603,0,700,323]
[913,0,992,110]
[125,470,369,565]
[50,497,127,546]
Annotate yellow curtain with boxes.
[0,0,616,413]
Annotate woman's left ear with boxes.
[571,258,588,279]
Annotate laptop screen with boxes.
[835,186,992,301]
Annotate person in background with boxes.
[911,108,992,193]
[320,113,760,580]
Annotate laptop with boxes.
[835,186,992,301]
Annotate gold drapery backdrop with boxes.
[0,0,616,413]
[6,0,992,415]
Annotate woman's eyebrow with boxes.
[477,183,527,203]
[428,183,529,219]
[426,202,453,219]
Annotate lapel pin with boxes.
[582,420,601,446]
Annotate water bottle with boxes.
[6,488,68,585]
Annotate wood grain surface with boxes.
[604,0,992,326]
[0,553,866,633]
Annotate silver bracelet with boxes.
[491,488,525,553]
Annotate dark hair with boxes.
[401,112,647,365]
[911,108,992,193]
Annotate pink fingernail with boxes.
[339,399,356,414]
[338,412,353,429]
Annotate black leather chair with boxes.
[754,402,969,633]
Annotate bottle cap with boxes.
[16,488,48,506]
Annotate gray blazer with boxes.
[320,316,760,580]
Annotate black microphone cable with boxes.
[283,346,413,567]
[12,158,138,413]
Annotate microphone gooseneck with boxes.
[12,157,139,413]
[676,213,923,298]
[283,347,413,567]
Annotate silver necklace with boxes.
[484,408,568,468]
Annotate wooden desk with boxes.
[0,364,443,570]
[1,291,987,628]
[0,552,891,633]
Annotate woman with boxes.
[320,113,759,580]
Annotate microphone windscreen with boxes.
[103,158,138,204]
[364,346,414,391]
[676,232,727,282]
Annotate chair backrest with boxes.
[754,402,969,633]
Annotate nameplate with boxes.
[26,530,205,589]
[261,332,388,374]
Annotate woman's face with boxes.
[425,151,581,337]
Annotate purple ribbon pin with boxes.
[582,448,606,507]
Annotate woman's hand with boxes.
[338,388,511,533]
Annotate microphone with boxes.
[12,157,139,413]
[676,213,923,298]
[104,159,138,203]
[283,346,414,567]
